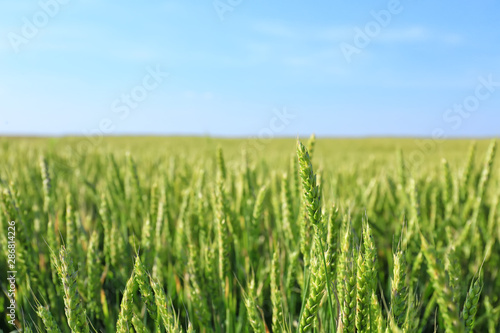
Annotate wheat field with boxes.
[0,136,499,332]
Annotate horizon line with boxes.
[0,134,498,140]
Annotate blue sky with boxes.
[1,0,499,137]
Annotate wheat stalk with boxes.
[55,246,89,333]
[116,271,136,333]
[36,304,62,333]
[462,273,483,332]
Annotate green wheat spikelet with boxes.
[215,175,230,290]
[306,133,316,161]
[299,256,326,332]
[55,246,89,333]
[271,249,284,333]
[281,172,295,247]
[340,247,357,333]
[134,255,157,321]
[116,271,136,333]
[36,304,62,333]
[252,184,267,229]
[460,141,476,200]
[297,140,322,228]
[151,278,181,332]
[243,275,265,333]
[86,230,101,320]
[187,244,211,326]
[217,146,227,180]
[390,245,408,329]
[356,220,378,333]
[420,233,463,333]
[39,156,52,214]
[131,313,147,333]
[462,273,483,332]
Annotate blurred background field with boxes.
[2,136,498,168]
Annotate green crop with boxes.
[0,136,499,332]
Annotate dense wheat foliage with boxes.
[0,136,499,332]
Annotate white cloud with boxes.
[1,22,162,62]
[283,48,346,69]
[182,91,214,100]
[252,20,464,46]
[252,21,299,39]
[379,26,463,45]
[379,26,428,42]
[316,27,354,42]
[440,33,463,45]
[0,1,39,13]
